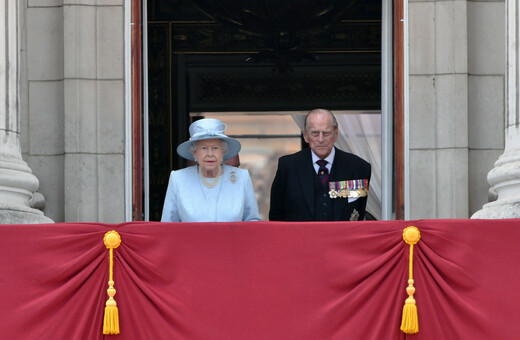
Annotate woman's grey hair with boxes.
[189,139,229,156]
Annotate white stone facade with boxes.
[0,0,515,222]
[0,0,52,223]
[19,0,126,222]
[472,0,520,218]
[408,0,507,219]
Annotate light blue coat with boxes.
[161,165,260,222]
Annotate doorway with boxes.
[145,0,384,221]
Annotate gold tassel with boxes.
[400,226,421,334]
[103,231,122,335]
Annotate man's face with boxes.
[302,112,338,159]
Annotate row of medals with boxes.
[329,188,368,199]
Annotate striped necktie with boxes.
[316,159,329,188]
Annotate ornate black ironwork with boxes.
[185,0,372,72]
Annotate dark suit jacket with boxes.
[269,147,371,221]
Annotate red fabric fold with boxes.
[0,220,519,339]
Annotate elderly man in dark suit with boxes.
[269,109,371,221]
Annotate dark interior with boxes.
[147,0,382,220]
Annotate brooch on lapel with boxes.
[230,170,237,184]
[329,179,369,199]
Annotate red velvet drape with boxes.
[0,219,519,339]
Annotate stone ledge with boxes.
[0,205,54,224]
[471,200,520,219]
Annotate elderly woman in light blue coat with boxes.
[161,118,260,222]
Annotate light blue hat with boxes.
[176,118,241,161]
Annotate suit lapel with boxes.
[330,150,352,220]
[329,148,352,180]
[296,149,316,219]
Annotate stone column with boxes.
[62,2,126,222]
[472,0,520,218]
[408,1,470,219]
[0,0,52,223]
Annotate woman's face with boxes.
[193,139,224,175]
